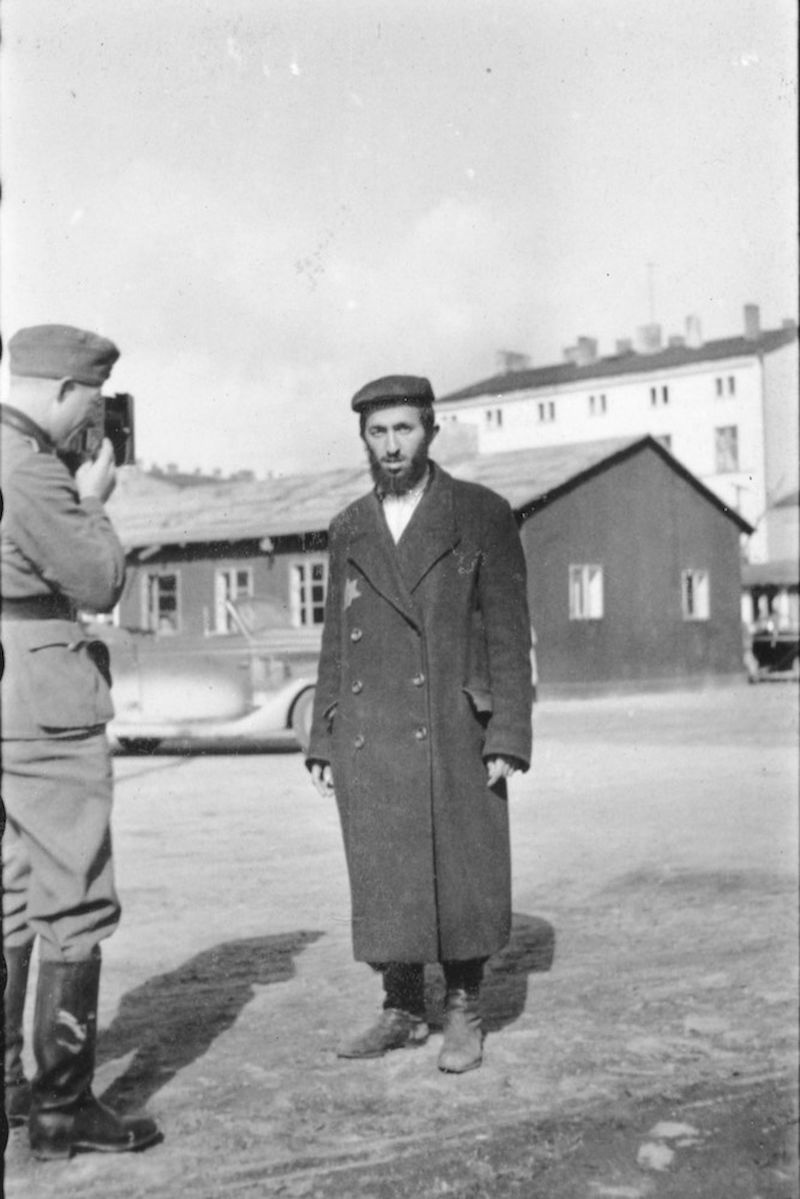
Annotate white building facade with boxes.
[437,306,798,566]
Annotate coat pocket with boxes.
[462,684,493,728]
[322,700,338,732]
[26,638,115,731]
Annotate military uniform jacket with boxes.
[307,462,533,963]
[0,408,126,739]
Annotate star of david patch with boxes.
[343,577,362,610]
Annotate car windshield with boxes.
[228,597,292,637]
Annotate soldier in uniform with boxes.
[307,375,533,1073]
[1,325,159,1158]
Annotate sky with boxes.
[1,0,797,478]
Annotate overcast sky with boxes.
[1,0,796,477]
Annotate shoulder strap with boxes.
[0,404,55,454]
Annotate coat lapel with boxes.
[395,463,461,593]
[346,493,421,629]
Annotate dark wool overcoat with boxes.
[307,462,533,963]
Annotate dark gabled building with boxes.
[108,435,751,694]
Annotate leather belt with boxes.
[0,596,74,621]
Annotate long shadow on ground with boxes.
[424,912,555,1033]
[96,931,322,1111]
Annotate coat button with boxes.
[411,673,425,687]
[353,733,365,749]
[414,725,428,741]
[351,680,363,694]
[350,627,363,642]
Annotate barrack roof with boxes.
[109,433,752,551]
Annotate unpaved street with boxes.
[3,683,798,1198]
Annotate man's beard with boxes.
[367,441,431,496]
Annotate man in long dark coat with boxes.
[307,374,533,1073]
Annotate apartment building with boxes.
[437,304,798,566]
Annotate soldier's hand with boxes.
[76,438,117,504]
[310,761,335,798]
[485,756,520,787]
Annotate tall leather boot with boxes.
[337,962,429,1058]
[438,959,484,1074]
[28,952,160,1160]
[4,942,33,1127]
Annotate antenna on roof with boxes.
[647,261,656,324]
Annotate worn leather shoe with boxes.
[437,989,483,1073]
[337,1008,429,1058]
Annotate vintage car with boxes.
[746,619,800,683]
[93,598,319,753]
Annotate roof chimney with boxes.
[685,314,703,349]
[744,303,761,341]
[496,350,531,374]
[635,324,662,354]
[563,336,598,366]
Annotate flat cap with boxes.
[8,324,120,386]
[351,374,435,413]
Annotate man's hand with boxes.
[485,755,522,788]
[310,761,335,797]
[76,438,117,504]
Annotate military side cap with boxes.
[8,324,120,386]
[351,374,435,412]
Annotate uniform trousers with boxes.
[1,731,121,961]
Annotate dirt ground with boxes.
[3,682,798,1198]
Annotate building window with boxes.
[143,571,180,633]
[714,425,739,473]
[290,557,328,626]
[569,564,604,620]
[589,393,607,415]
[485,408,503,427]
[682,569,709,620]
[214,567,254,633]
[538,401,555,423]
[715,377,724,397]
[727,375,736,395]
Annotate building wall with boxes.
[439,349,784,561]
[765,502,800,565]
[762,341,799,561]
[115,453,746,693]
[116,539,327,638]
[519,446,745,691]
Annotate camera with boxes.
[103,393,136,466]
[59,392,136,472]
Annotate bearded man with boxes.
[307,374,533,1073]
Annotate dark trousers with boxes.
[371,959,486,1014]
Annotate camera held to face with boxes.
[102,394,136,465]
[59,393,136,472]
